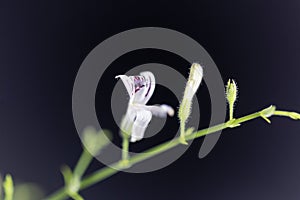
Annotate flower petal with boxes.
[135,104,174,118]
[136,71,155,104]
[116,71,155,105]
[120,106,137,134]
[115,75,135,99]
[131,110,152,142]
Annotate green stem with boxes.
[229,102,234,120]
[179,122,186,142]
[274,111,289,116]
[178,98,191,144]
[122,136,129,162]
[0,175,3,200]
[45,107,298,200]
[73,148,93,180]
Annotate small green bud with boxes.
[271,110,300,120]
[178,63,203,144]
[184,63,203,100]
[226,79,238,120]
[82,127,112,156]
[185,127,195,136]
[3,174,14,200]
[226,79,237,103]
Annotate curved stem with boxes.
[45,107,298,200]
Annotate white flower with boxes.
[184,63,203,100]
[116,71,174,142]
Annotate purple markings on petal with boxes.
[116,72,155,104]
[139,71,155,104]
[133,76,146,93]
[116,71,175,143]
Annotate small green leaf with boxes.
[260,105,276,117]
[260,105,276,123]
[261,116,271,124]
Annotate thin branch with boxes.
[45,106,299,200]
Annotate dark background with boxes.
[0,0,300,199]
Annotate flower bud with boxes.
[184,63,203,100]
[226,79,238,120]
[287,112,300,120]
[178,63,203,144]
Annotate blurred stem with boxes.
[3,175,13,200]
[122,136,129,163]
[73,148,93,180]
[45,106,299,200]
[0,175,2,200]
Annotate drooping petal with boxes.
[160,105,175,117]
[131,110,152,142]
[134,104,174,118]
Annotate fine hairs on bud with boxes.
[185,63,203,100]
[179,63,203,121]
[226,79,238,120]
[178,63,203,144]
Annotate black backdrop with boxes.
[0,0,300,199]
